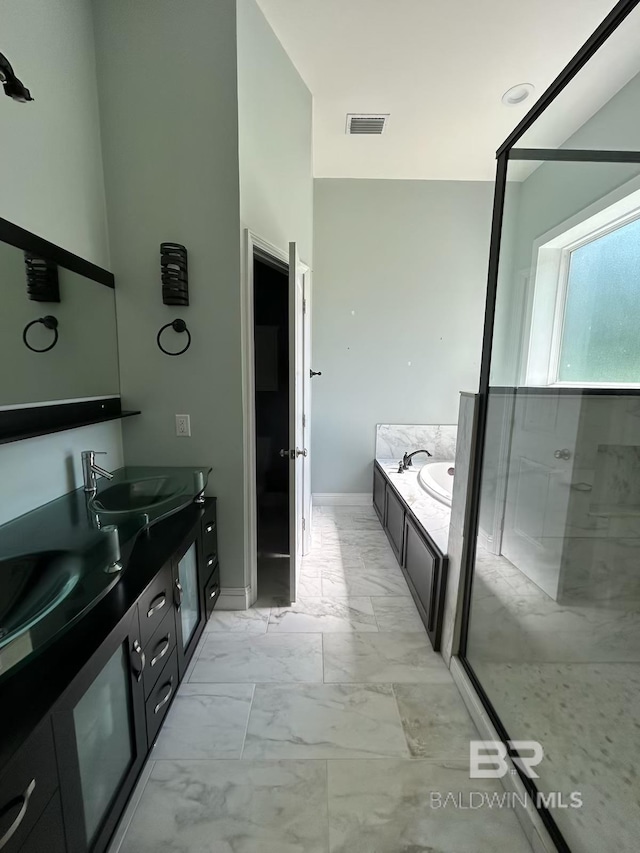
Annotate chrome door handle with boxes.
[209,585,220,600]
[279,448,294,459]
[174,579,183,608]
[147,593,166,619]
[131,639,146,682]
[310,370,322,378]
[296,448,308,458]
[150,634,171,668]
[554,449,571,460]
[154,677,174,714]
[0,779,36,850]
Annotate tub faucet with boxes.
[82,450,114,494]
[399,449,432,472]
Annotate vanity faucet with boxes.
[82,450,114,493]
[398,448,432,472]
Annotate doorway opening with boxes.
[253,251,291,603]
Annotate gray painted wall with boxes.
[312,179,493,494]
[0,0,123,525]
[93,0,245,588]
[0,0,109,266]
[237,0,313,264]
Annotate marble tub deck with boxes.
[377,458,452,554]
[109,505,531,853]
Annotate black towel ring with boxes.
[23,315,59,353]
[157,318,191,356]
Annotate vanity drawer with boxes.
[204,563,221,618]
[138,562,173,647]
[202,549,217,578]
[201,505,217,558]
[0,719,58,853]
[18,791,65,853]
[145,648,178,746]
[143,606,177,699]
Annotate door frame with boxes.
[241,229,311,607]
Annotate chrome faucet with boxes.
[82,450,114,493]
[398,448,432,473]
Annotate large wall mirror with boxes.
[0,217,133,443]
[1,242,119,406]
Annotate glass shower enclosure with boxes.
[459,2,640,851]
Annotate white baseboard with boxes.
[217,586,251,610]
[313,493,371,506]
[449,657,556,853]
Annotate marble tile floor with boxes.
[469,661,640,853]
[466,542,640,851]
[468,542,640,663]
[109,505,532,853]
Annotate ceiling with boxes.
[257,0,640,181]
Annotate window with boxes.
[558,217,640,383]
[526,184,640,387]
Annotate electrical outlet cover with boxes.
[175,414,191,436]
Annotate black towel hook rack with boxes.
[23,315,59,352]
[157,318,191,356]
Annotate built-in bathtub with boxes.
[418,461,455,506]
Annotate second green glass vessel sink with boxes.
[89,476,183,515]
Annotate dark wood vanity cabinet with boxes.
[372,464,405,560]
[0,719,63,853]
[403,515,447,651]
[373,465,386,523]
[137,562,174,648]
[384,484,405,561]
[372,462,447,651]
[172,534,205,680]
[53,605,149,853]
[2,499,219,853]
[18,792,66,853]
[201,502,221,620]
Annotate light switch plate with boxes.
[175,414,191,436]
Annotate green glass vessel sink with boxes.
[88,466,210,521]
[0,464,211,681]
[0,550,82,650]
[89,476,183,515]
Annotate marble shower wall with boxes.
[375,424,458,462]
[441,394,478,666]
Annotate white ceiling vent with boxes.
[346,113,389,135]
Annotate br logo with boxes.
[470,741,544,779]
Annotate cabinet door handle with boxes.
[205,523,215,534]
[206,555,215,568]
[174,579,183,609]
[146,593,166,619]
[0,778,36,850]
[209,585,219,600]
[154,677,174,714]
[150,634,171,668]
[131,639,146,682]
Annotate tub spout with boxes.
[400,449,432,471]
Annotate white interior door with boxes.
[289,241,304,601]
[302,267,312,556]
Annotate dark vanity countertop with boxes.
[0,495,215,769]
[0,465,211,681]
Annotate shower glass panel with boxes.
[463,153,640,853]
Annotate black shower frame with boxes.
[457,2,640,851]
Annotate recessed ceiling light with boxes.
[501,83,535,106]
